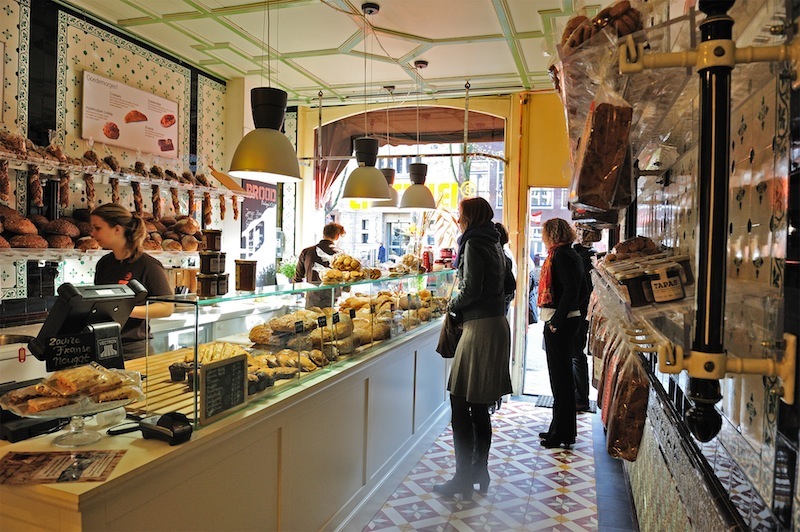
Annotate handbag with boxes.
[436,311,462,358]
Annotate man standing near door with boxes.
[572,227,596,412]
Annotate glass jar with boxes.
[615,269,651,307]
[199,251,226,274]
[235,260,257,292]
[201,229,222,251]
[671,254,694,286]
[217,273,229,296]
[197,273,219,298]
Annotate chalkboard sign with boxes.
[199,355,247,425]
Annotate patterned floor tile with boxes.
[364,400,600,531]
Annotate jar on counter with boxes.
[201,229,222,251]
[197,273,219,298]
[199,251,226,274]
[217,273,229,296]
[645,263,685,303]
[615,269,651,307]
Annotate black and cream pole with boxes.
[618,0,798,441]
[683,0,736,442]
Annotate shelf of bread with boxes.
[0,248,198,262]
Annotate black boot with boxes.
[471,406,492,494]
[434,397,475,500]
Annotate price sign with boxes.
[332,312,340,324]
[349,308,356,318]
[317,316,327,327]
[199,355,247,425]
[295,321,305,334]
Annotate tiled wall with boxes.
[0,0,227,301]
[630,36,791,530]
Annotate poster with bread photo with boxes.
[81,71,179,158]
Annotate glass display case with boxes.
[130,269,456,428]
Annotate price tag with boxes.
[295,321,304,334]
[317,316,327,327]
[332,312,340,324]
[349,308,356,318]
[370,304,376,314]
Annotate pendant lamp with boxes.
[371,168,399,209]
[342,137,392,201]
[229,87,301,182]
[399,162,436,209]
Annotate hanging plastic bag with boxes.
[606,353,650,461]
[569,74,633,212]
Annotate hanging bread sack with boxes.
[606,352,649,461]
[569,70,633,213]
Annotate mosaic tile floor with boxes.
[364,400,601,531]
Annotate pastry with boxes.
[0,235,10,249]
[152,185,162,219]
[51,365,103,394]
[188,190,196,216]
[203,192,212,226]
[58,169,71,208]
[43,218,80,237]
[160,114,176,128]
[161,239,182,251]
[132,181,143,214]
[124,110,148,123]
[195,172,209,187]
[27,396,72,413]
[103,155,120,172]
[232,195,239,220]
[95,385,140,403]
[46,235,74,249]
[249,324,274,344]
[219,196,226,220]
[84,173,96,209]
[0,159,9,203]
[103,121,120,139]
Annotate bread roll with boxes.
[46,235,74,249]
[5,217,37,235]
[0,235,9,249]
[181,235,199,251]
[44,218,80,237]
[75,236,101,250]
[162,239,182,251]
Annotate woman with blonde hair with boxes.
[90,203,174,359]
[433,197,512,500]
[538,218,588,448]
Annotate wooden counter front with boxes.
[0,325,449,531]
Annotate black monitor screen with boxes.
[29,281,148,361]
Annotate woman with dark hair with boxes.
[538,218,588,448]
[433,197,512,500]
[91,203,174,359]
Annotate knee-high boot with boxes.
[434,396,475,499]
[471,407,492,493]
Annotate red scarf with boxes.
[537,243,569,307]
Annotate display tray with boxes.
[123,344,366,418]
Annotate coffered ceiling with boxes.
[58,0,608,106]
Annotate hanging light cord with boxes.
[317,90,323,170]
[463,80,470,167]
[415,65,421,160]
[267,1,272,87]
[363,10,368,137]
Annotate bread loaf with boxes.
[0,159,11,203]
[181,235,199,251]
[44,218,80,237]
[9,234,47,248]
[161,239,182,251]
[75,236,101,250]
[46,235,74,249]
[28,165,44,208]
[0,235,10,249]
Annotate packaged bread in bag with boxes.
[606,353,649,461]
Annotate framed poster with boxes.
[81,71,179,157]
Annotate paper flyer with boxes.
[0,450,126,485]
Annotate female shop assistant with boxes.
[90,203,174,359]
[538,218,588,448]
[434,197,512,500]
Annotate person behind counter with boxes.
[538,218,589,449]
[90,204,174,359]
[294,222,346,308]
[434,197,512,500]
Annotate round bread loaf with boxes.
[46,235,75,249]
[181,235,199,251]
[0,205,22,223]
[161,239,182,251]
[163,230,180,241]
[142,239,161,251]
[44,219,80,238]
[30,214,49,230]
[151,220,167,233]
[75,220,92,237]
[0,235,10,249]
[9,234,48,248]
[75,236,101,250]
[150,232,163,244]
[5,217,38,235]
[145,221,157,232]
[174,217,200,235]
[160,216,177,227]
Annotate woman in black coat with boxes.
[538,218,588,448]
[433,197,512,500]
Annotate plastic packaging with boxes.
[606,353,650,461]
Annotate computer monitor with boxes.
[29,281,148,370]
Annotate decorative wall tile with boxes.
[0,0,29,134]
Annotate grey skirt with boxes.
[448,315,512,404]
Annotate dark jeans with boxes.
[572,319,590,408]
[543,316,581,443]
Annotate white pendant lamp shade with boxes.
[371,168,399,209]
[229,87,301,182]
[400,163,436,210]
[342,137,392,201]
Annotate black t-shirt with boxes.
[94,252,172,343]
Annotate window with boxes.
[530,189,554,208]
[361,220,368,230]
[361,233,369,244]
